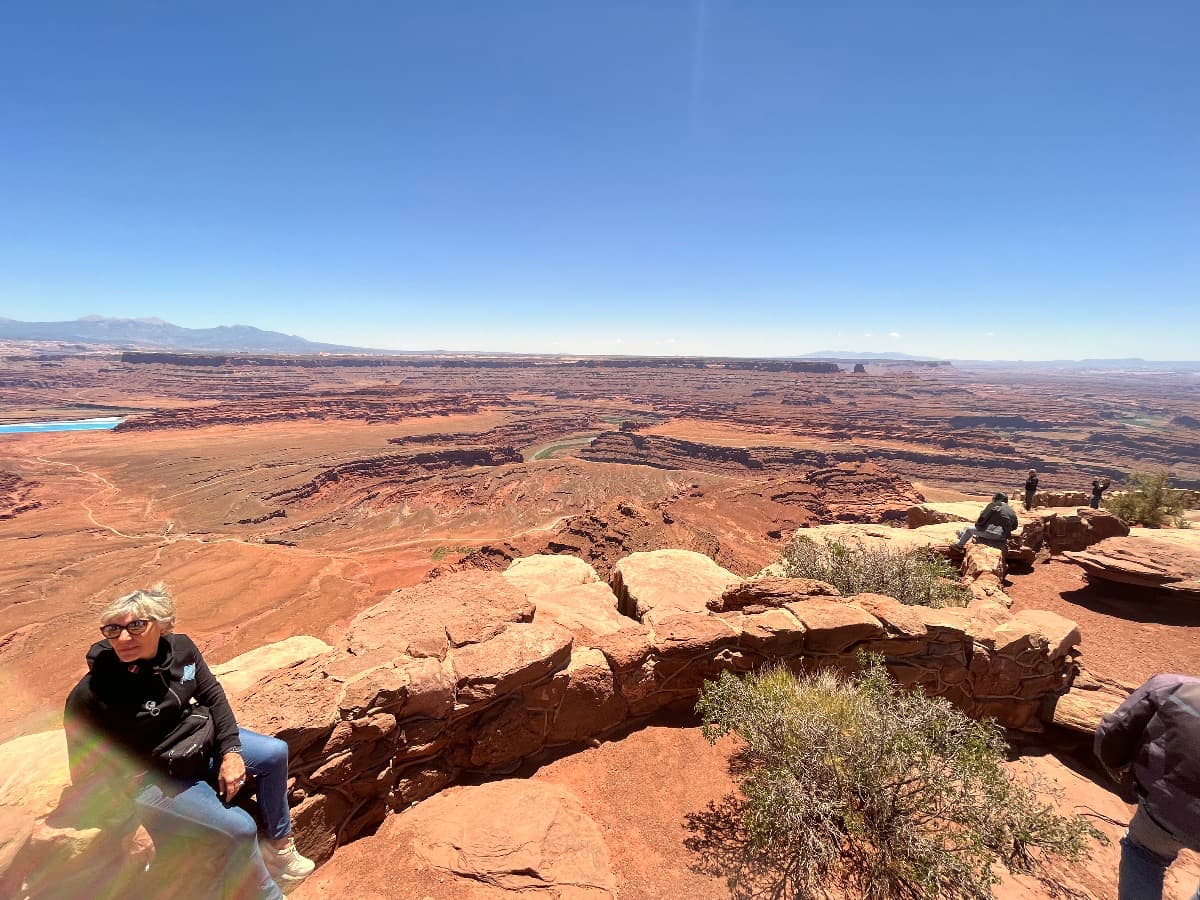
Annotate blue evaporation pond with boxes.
[0,417,124,434]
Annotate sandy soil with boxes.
[1007,559,1200,685]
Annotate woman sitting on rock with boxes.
[64,585,315,897]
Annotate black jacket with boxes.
[975,501,1018,539]
[64,633,241,786]
[1096,674,1200,845]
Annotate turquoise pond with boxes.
[0,417,124,434]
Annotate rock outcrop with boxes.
[907,503,1128,562]
[0,473,40,521]
[2,550,1084,897]
[370,780,615,896]
[1051,667,1134,736]
[1064,533,1200,597]
[116,394,477,430]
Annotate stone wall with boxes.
[2,550,1083,894]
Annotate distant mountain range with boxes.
[0,316,373,354]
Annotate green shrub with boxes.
[695,657,1102,900]
[781,536,970,607]
[1104,471,1189,527]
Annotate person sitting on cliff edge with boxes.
[64,585,315,897]
[952,492,1018,550]
[1096,674,1200,900]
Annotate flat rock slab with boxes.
[531,582,628,640]
[212,635,333,699]
[367,779,615,896]
[1064,533,1200,597]
[709,576,839,612]
[344,571,535,661]
[610,549,740,621]
[503,554,600,599]
[450,622,574,708]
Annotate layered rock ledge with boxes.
[2,551,1084,896]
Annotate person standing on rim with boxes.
[1091,477,1111,509]
[1024,469,1040,510]
[1095,674,1200,900]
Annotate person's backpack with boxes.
[152,702,215,780]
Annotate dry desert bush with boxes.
[781,536,971,608]
[695,657,1102,900]
[1104,470,1191,528]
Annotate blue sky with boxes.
[1,2,1196,359]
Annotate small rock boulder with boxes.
[449,622,574,709]
[503,554,601,599]
[708,576,839,612]
[784,598,884,653]
[610,549,740,621]
[531,581,628,640]
[212,635,333,700]
[906,503,972,529]
[1064,534,1200,597]
[344,571,534,661]
[993,609,1081,660]
[396,780,616,895]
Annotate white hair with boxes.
[99,583,176,633]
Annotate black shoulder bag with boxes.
[152,702,216,780]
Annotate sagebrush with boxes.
[1104,471,1190,527]
[781,536,970,607]
[696,658,1102,899]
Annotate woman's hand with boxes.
[218,751,247,802]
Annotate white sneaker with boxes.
[259,836,315,894]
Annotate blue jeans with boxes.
[1119,804,1200,900]
[134,728,291,900]
[954,526,1004,549]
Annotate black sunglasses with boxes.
[100,619,152,639]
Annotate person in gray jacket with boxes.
[952,493,1019,549]
[1095,674,1200,900]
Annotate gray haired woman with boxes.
[64,585,315,897]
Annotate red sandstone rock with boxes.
[963,543,1006,582]
[783,598,884,652]
[307,779,616,897]
[0,472,41,520]
[234,658,342,757]
[545,648,627,744]
[529,582,628,640]
[589,624,654,673]
[906,503,971,528]
[851,593,934,639]
[803,461,924,522]
[1063,533,1200,596]
[650,613,740,656]
[502,553,600,597]
[708,575,839,612]
[734,607,806,652]
[993,610,1081,661]
[449,622,573,709]
[344,571,534,661]
[610,549,740,622]
[1051,667,1134,735]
